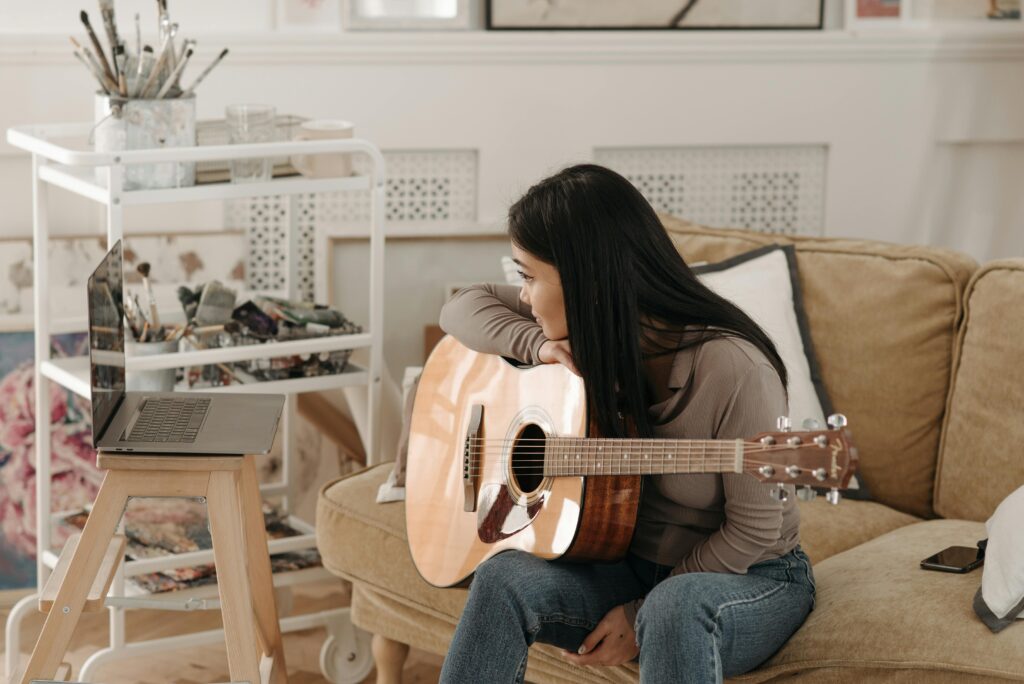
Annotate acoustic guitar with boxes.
[406,336,858,588]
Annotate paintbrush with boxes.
[98,0,121,81]
[181,48,228,98]
[176,38,193,74]
[70,37,114,93]
[135,13,141,60]
[73,50,110,93]
[138,33,173,99]
[80,10,116,85]
[133,44,152,97]
[136,262,161,330]
[156,48,192,99]
[72,37,118,93]
[114,43,127,96]
[166,23,179,74]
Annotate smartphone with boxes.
[920,545,984,573]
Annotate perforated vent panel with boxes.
[594,145,827,236]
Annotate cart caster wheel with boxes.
[320,624,374,684]
[274,585,294,617]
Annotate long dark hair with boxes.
[508,163,788,439]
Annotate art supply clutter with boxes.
[174,282,362,388]
[122,259,363,388]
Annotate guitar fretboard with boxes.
[543,438,747,477]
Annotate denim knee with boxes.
[470,551,542,632]
[634,575,716,645]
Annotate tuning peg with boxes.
[776,416,792,432]
[770,486,790,502]
[827,413,848,430]
[796,486,817,502]
[802,418,822,430]
[825,488,842,505]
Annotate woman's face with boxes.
[511,243,569,341]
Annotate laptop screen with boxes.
[87,240,126,445]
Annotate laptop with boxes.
[88,240,284,454]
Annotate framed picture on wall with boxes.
[344,0,477,29]
[845,0,908,28]
[276,0,342,31]
[486,0,825,30]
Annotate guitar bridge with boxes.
[463,404,483,512]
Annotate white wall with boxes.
[2,16,1024,370]
[3,26,1024,254]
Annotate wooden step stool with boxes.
[16,452,287,684]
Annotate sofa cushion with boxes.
[934,260,1024,522]
[318,464,469,621]
[795,497,919,564]
[660,217,977,518]
[735,519,1024,683]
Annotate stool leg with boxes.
[239,454,288,683]
[17,471,130,684]
[208,470,262,684]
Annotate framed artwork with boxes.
[344,0,477,30]
[276,0,342,31]
[846,0,907,27]
[486,0,825,30]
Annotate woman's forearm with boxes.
[439,283,547,365]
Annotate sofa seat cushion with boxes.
[796,497,920,564]
[319,465,983,683]
[735,519,1024,683]
[317,463,468,621]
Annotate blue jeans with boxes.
[439,546,815,683]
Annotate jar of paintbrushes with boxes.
[124,261,183,391]
[75,0,229,190]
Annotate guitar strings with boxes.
[462,457,798,475]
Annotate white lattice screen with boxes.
[228,149,478,301]
[594,145,828,236]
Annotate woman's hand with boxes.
[560,604,639,668]
[538,339,579,376]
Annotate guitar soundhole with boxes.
[511,424,546,494]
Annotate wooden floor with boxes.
[1,581,444,683]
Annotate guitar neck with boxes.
[544,437,749,477]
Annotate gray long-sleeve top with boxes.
[439,283,802,620]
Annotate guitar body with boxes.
[406,336,642,588]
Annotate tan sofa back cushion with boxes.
[660,216,976,518]
[934,260,1024,521]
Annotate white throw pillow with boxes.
[692,246,825,432]
[975,485,1024,632]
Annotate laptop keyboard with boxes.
[127,398,211,443]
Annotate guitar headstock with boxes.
[744,414,859,503]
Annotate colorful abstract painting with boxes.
[0,332,97,589]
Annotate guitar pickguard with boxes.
[477,484,545,543]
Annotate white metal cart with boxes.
[3,123,385,683]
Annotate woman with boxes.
[437,164,815,683]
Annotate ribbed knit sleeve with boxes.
[438,283,548,366]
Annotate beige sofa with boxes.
[316,218,1024,682]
